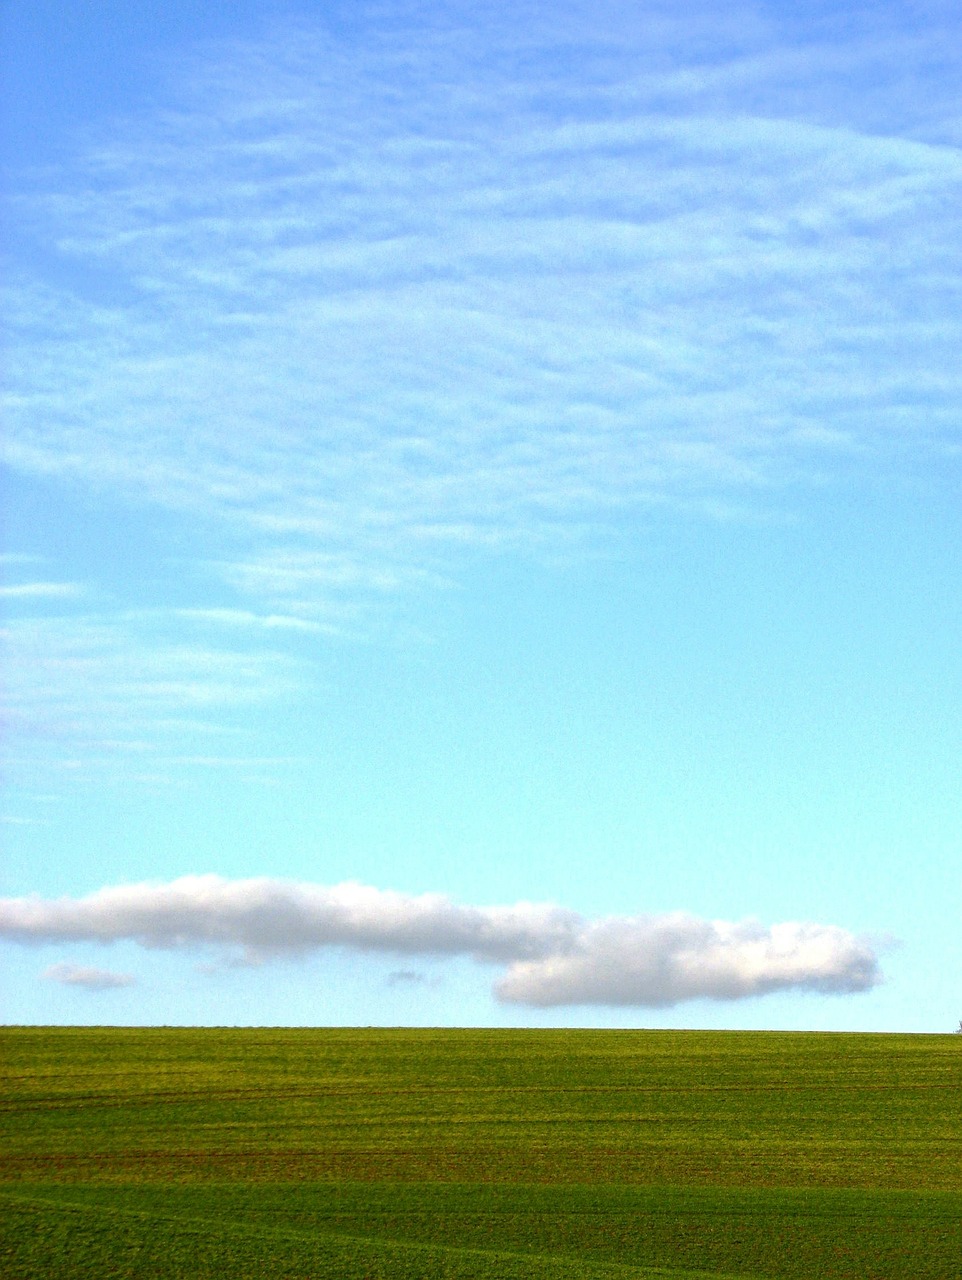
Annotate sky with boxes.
[1,0,960,1030]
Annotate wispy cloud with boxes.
[5,8,960,620]
[41,961,135,990]
[1,875,881,1007]
[5,617,299,716]
[2,609,304,766]
[0,583,83,601]
[172,608,330,634]
[3,4,960,772]
[386,969,438,989]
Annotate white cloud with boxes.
[495,914,880,1007]
[2,876,881,1007]
[42,962,135,990]
[0,876,579,964]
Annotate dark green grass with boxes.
[1,1028,960,1277]
[2,1182,958,1280]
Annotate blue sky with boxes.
[1,0,960,1030]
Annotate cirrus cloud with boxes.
[4,5,962,783]
[2,875,881,1007]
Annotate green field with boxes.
[1,1028,959,1278]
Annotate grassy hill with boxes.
[1,1027,959,1277]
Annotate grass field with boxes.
[1,1027,959,1278]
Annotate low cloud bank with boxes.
[42,962,135,990]
[495,915,879,1007]
[0,876,579,963]
[2,875,880,1007]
